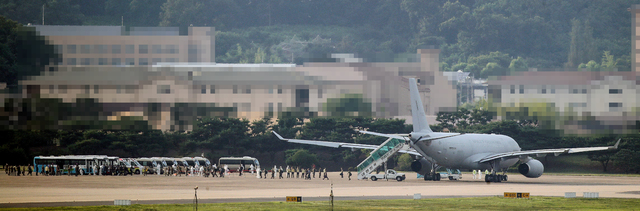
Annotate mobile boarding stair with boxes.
[356,137,406,180]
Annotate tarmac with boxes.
[1,171,639,208]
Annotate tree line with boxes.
[2,114,638,173]
[0,0,636,74]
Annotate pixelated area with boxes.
[488,70,639,135]
[1,24,638,135]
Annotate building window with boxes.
[245,86,251,94]
[268,103,274,112]
[98,58,108,65]
[233,85,238,94]
[66,58,76,65]
[609,102,622,112]
[125,58,134,65]
[116,85,122,94]
[519,85,524,94]
[277,86,283,94]
[111,45,121,54]
[67,45,76,54]
[152,58,162,65]
[152,45,162,54]
[210,85,215,94]
[278,103,283,112]
[581,89,587,94]
[510,85,515,94]
[201,85,206,94]
[125,45,135,54]
[609,102,622,107]
[188,45,198,62]
[139,45,148,54]
[166,45,178,54]
[53,45,63,54]
[318,88,323,98]
[157,85,171,94]
[609,89,622,94]
[81,58,92,65]
[550,88,555,94]
[111,58,121,65]
[49,85,54,94]
[139,58,148,65]
[569,102,586,107]
[95,45,108,54]
[84,85,90,94]
[81,45,91,54]
[94,85,99,94]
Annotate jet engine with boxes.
[518,159,544,178]
[410,158,432,176]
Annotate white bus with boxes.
[33,155,118,175]
[194,157,211,167]
[136,157,159,174]
[218,156,260,172]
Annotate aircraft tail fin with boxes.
[409,78,433,133]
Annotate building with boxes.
[10,25,457,130]
[30,25,215,69]
[488,70,639,134]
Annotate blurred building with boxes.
[488,70,639,134]
[13,25,456,130]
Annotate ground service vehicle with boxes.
[367,169,406,182]
[136,157,158,174]
[218,156,260,172]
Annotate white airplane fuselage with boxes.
[415,133,521,170]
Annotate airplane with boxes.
[272,78,620,182]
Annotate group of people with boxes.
[4,164,33,176]
[162,163,235,178]
[471,169,490,179]
[5,162,354,181]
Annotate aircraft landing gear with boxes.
[423,173,441,181]
[485,160,508,183]
[484,174,507,182]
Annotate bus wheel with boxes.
[135,170,140,175]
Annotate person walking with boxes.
[74,164,79,177]
[28,164,33,176]
[322,168,329,180]
[286,165,290,178]
[312,166,316,178]
[296,166,300,178]
[477,169,482,179]
[340,168,344,178]
[472,170,477,179]
[279,166,284,179]
[348,170,352,180]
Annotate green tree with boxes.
[322,94,373,117]
[396,153,413,171]
[566,19,597,67]
[611,149,640,173]
[0,16,60,90]
[509,56,528,71]
[285,149,319,168]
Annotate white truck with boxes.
[367,169,406,182]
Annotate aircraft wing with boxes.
[477,139,621,163]
[272,131,379,150]
[272,131,422,156]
